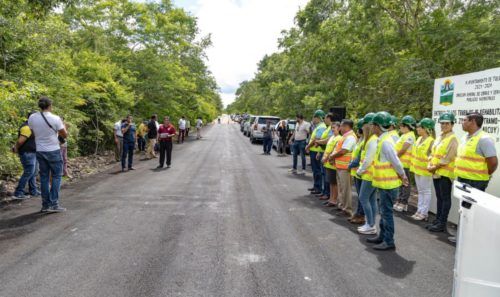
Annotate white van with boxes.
[453,181,500,297]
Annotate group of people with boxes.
[113,115,204,171]
[285,109,497,250]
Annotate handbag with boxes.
[40,112,66,144]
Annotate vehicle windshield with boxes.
[258,118,280,125]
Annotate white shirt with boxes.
[294,121,311,141]
[28,111,64,152]
[196,119,203,128]
[341,130,357,151]
[179,119,186,130]
[114,121,123,137]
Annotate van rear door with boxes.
[453,181,500,297]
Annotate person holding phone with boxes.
[157,116,176,168]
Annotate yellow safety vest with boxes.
[372,133,403,190]
[318,125,332,153]
[411,136,434,176]
[395,131,415,169]
[309,122,327,153]
[324,135,342,170]
[359,135,378,181]
[430,133,458,179]
[455,131,491,181]
[351,139,363,177]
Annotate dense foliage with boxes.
[227,0,499,120]
[0,0,222,177]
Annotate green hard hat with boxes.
[373,111,392,128]
[363,112,376,124]
[313,109,325,119]
[401,115,416,128]
[439,112,456,123]
[390,115,399,126]
[418,117,435,130]
[356,118,364,130]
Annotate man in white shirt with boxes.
[289,113,311,174]
[28,96,68,213]
[178,116,187,144]
[114,119,125,162]
[196,117,203,139]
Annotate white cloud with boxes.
[176,0,308,107]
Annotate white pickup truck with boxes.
[453,181,500,297]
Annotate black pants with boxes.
[433,177,452,224]
[159,141,173,167]
[457,177,489,192]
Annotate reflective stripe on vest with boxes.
[351,139,363,177]
[430,133,457,179]
[359,135,378,181]
[334,130,357,170]
[309,122,327,152]
[411,136,434,177]
[372,133,402,189]
[324,135,342,170]
[455,131,490,181]
[395,131,415,169]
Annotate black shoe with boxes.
[429,223,446,232]
[366,237,383,244]
[373,242,396,251]
[156,165,163,169]
[310,190,321,195]
[307,187,315,191]
[425,219,439,229]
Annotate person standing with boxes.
[449,112,497,243]
[114,118,125,162]
[186,119,191,137]
[427,112,458,232]
[357,112,379,235]
[121,115,137,172]
[276,120,289,156]
[137,120,147,153]
[366,111,408,251]
[289,114,310,174]
[196,117,203,139]
[314,113,334,200]
[157,116,176,168]
[146,115,158,159]
[306,110,326,195]
[262,120,274,155]
[322,122,342,207]
[178,116,187,144]
[28,96,68,212]
[11,111,39,199]
[393,115,416,212]
[410,118,435,221]
[328,119,357,217]
[348,119,365,224]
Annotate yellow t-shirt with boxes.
[20,125,32,138]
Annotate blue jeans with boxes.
[122,141,135,169]
[15,152,38,196]
[263,137,272,154]
[378,188,399,246]
[354,177,365,216]
[37,150,63,208]
[359,180,377,226]
[292,140,306,170]
[310,151,322,191]
[321,159,330,196]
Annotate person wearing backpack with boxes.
[28,96,68,213]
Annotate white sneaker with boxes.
[358,225,377,235]
[414,213,428,221]
[297,169,305,175]
[357,223,370,231]
[288,168,297,173]
[411,212,420,219]
[393,203,400,210]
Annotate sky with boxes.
[169,0,309,107]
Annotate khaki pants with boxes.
[336,169,352,213]
[147,138,157,158]
[114,137,123,162]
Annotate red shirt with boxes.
[158,124,176,142]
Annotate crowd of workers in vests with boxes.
[285,109,498,250]
[10,96,204,213]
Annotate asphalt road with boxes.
[0,122,455,297]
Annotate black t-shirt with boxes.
[277,125,288,139]
[147,120,157,138]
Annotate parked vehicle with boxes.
[243,116,256,137]
[272,119,296,154]
[249,116,280,143]
[453,181,500,297]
